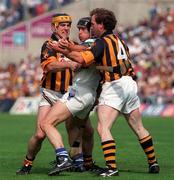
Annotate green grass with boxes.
[0,113,174,180]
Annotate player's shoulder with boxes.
[91,38,105,50]
[81,38,97,47]
[85,38,96,43]
[41,38,51,49]
[94,38,105,45]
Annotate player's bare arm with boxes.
[49,41,87,65]
[45,60,81,73]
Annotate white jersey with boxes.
[62,63,100,119]
[71,38,100,94]
[72,64,100,92]
[60,39,100,119]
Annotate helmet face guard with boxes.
[77,17,91,31]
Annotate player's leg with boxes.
[43,89,97,175]
[124,108,160,173]
[64,87,96,168]
[16,105,51,175]
[124,108,149,138]
[41,101,73,148]
[82,117,103,173]
[66,117,82,154]
[82,117,94,169]
[65,117,84,172]
[123,77,159,174]
[41,101,73,175]
[66,116,94,172]
[97,105,119,176]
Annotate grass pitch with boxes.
[0,113,174,180]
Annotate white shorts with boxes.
[60,86,96,119]
[39,88,64,107]
[99,76,140,114]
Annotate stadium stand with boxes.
[0,0,174,113]
[118,6,174,105]
[0,54,41,100]
[0,0,24,30]
[0,0,74,31]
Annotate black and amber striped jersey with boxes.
[40,33,73,93]
[80,31,135,82]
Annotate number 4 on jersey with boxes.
[117,39,128,60]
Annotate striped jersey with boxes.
[40,33,73,93]
[80,31,135,82]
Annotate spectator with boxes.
[0,55,41,100]
[1,5,174,105]
[118,7,174,104]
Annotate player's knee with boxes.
[97,122,110,136]
[97,123,102,136]
[34,131,46,141]
[40,120,48,132]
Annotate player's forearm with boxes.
[48,42,86,65]
[46,61,71,72]
[68,44,87,52]
[66,51,85,65]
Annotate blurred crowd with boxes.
[0,3,174,105]
[0,54,42,100]
[117,4,174,104]
[0,0,74,30]
[0,0,24,30]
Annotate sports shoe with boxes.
[16,165,32,175]
[85,162,104,173]
[71,153,85,172]
[70,163,85,172]
[149,163,160,173]
[99,167,119,177]
[48,156,73,176]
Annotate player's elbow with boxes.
[46,64,54,72]
[78,57,86,65]
[69,51,86,65]
[76,54,86,65]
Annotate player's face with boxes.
[78,27,90,42]
[91,15,101,38]
[54,22,71,39]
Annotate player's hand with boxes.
[69,61,82,71]
[48,40,60,51]
[48,40,69,54]
[58,39,69,49]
